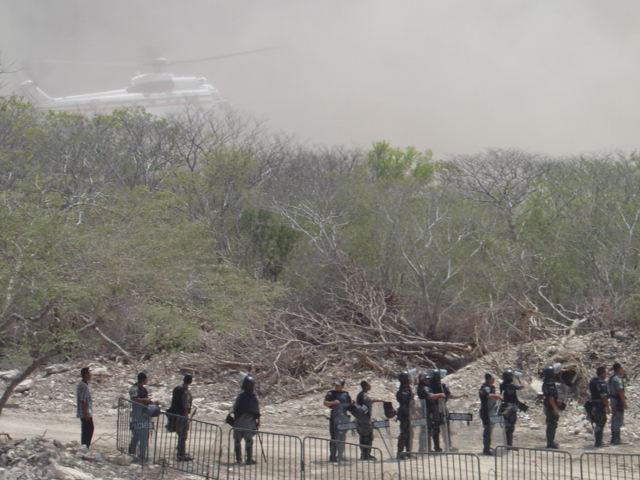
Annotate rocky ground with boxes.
[0,329,638,479]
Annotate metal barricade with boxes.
[116,397,133,454]
[494,446,573,480]
[397,452,482,480]
[580,452,640,480]
[152,410,223,479]
[223,427,303,479]
[116,396,158,467]
[303,436,385,479]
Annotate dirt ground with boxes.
[1,330,638,478]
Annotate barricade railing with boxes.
[397,452,482,480]
[153,410,223,479]
[223,427,303,479]
[116,396,160,469]
[580,452,640,480]
[494,446,573,480]
[302,436,385,479]
[115,397,134,455]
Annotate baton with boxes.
[256,431,267,463]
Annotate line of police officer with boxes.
[324,361,629,461]
[481,362,629,453]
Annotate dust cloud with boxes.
[1,0,640,155]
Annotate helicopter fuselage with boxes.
[20,72,223,115]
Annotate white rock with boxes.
[45,364,72,376]
[109,455,132,466]
[89,366,111,377]
[0,369,20,381]
[14,379,34,393]
[51,460,95,480]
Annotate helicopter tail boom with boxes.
[20,80,54,106]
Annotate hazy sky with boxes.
[1,0,640,155]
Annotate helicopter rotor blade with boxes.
[39,59,138,68]
[159,46,281,66]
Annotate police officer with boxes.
[355,381,384,460]
[479,373,502,455]
[233,375,261,464]
[542,364,564,449]
[167,375,194,462]
[499,369,523,447]
[417,372,446,452]
[588,366,610,448]
[429,368,466,451]
[396,371,413,459]
[323,379,352,462]
[608,362,628,445]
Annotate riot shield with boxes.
[407,395,427,453]
[371,416,393,458]
[332,404,351,460]
[438,398,451,452]
[416,398,431,452]
[492,404,507,456]
[342,403,394,459]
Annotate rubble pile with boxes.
[0,434,148,480]
[443,329,640,452]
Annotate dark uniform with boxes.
[168,379,193,461]
[324,387,352,462]
[416,375,432,452]
[588,374,609,447]
[356,389,374,459]
[608,367,626,444]
[542,377,560,448]
[499,373,522,447]
[428,373,450,452]
[233,376,261,464]
[479,381,497,454]
[396,372,413,459]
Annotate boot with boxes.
[235,444,242,464]
[611,432,621,445]
[594,431,603,448]
[432,436,442,453]
[245,445,255,465]
[546,427,558,449]
[505,430,513,447]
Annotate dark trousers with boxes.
[80,418,94,447]
[503,409,517,446]
[544,406,559,447]
[176,417,190,457]
[481,414,493,452]
[234,429,255,462]
[397,416,412,454]
[358,427,374,458]
[592,407,606,446]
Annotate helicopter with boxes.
[18,48,276,115]
[20,71,222,115]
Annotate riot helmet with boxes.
[418,372,430,384]
[398,370,411,386]
[502,369,514,383]
[242,375,256,392]
[543,362,561,381]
